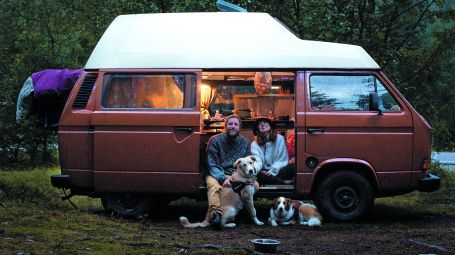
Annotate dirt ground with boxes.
[136,197,455,255]
[1,195,454,254]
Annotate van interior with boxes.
[200,71,296,190]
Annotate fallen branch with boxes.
[406,239,448,253]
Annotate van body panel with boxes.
[93,172,200,193]
[58,73,98,183]
[92,126,199,173]
[61,169,93,188]
[378,72,432,188]
[296,173,313,194]
[91,112,199,126]
[59,128,93,170]
[304,71,414,190]
[294,72,308,193]
[91,70,201,193]
[410,108,432,186]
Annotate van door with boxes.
[303,71,413,191]
[91,70,201,193]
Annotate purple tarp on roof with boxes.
[31,69,83,96]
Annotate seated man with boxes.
[205,115,253,229]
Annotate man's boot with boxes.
[210,212,222,230]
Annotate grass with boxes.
[0,166,454,254]
[375,163,455,214]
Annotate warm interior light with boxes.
[201,84,211,92]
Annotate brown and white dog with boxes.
[268,197,322,227]
[180,156,264,228]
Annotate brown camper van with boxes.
[51,12,439,221]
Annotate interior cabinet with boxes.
[233,94,295,119]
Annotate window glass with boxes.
[309,75,400,112]
[208,85,256,114]
[102,74,196,109]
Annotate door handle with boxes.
[174,127,193,133]
[307,128,325,134]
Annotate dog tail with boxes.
[179,216,210,228]
[307,217,321,227]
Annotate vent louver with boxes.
[72,75,97,109]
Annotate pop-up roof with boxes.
[85,12,380,70]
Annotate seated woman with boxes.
[251,118,295,185]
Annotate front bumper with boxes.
[417,173,440,192]
[51,174,73,189]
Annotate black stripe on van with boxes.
[72,75,97,109]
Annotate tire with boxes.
[101,193,150,217]
[315,171,374,222]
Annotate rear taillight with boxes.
[421,159,431,171]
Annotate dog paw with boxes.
[269,219,278,227]
[281,220,295,225]
[307,218,321,227]
[224,223,236,228]
[179,217,189,225]
[254,219,264,225]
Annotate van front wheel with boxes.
[101,193,150,217]
[315,171,373,222]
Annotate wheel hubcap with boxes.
[333,186,358,211]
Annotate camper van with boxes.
[50,12,439,221]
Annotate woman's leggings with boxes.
[257,163,295,184]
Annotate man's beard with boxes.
[226,129,239,140]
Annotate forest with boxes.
[0,0,454,167]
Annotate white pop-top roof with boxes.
[85,12,380,69]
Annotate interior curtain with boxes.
[200,84,217,110]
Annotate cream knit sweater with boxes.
[251,134,289,176]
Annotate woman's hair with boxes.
[256,128,277,146]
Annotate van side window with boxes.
[309,75,401,112]
[102,74,196,109]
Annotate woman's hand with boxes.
[289,157,295,164]
[261,170,272,176]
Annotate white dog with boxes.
[268,196,322,227]
[180,156,264,228]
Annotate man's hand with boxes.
[222,177,232,187]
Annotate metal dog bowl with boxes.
[250,239,280,253]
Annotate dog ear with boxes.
[233,158,242,168]
[285,198,292,211]
[249,156,257,162]
[291,200,302,210]
[272,198,279,209]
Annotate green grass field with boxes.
[0,166,454,254]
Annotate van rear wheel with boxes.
[101,193,150,217]
[315,171,373,222]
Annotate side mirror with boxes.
[369,93,383,115]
